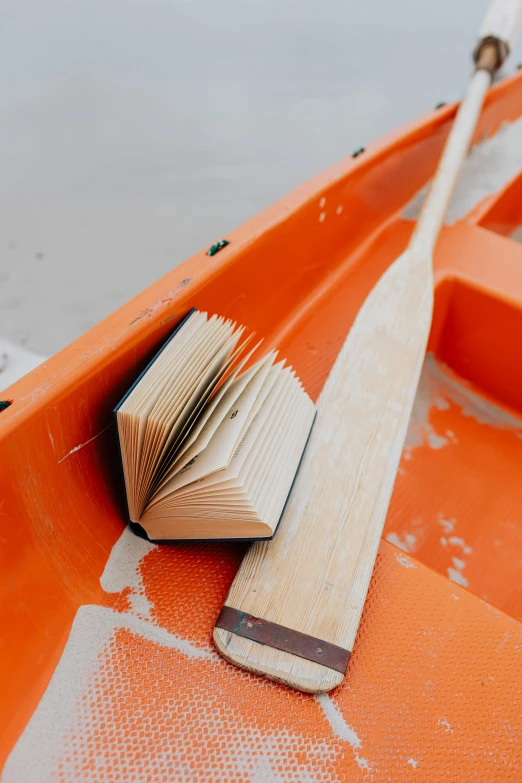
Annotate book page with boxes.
[121,311,206,473]
[136,321,237,501]
[152,356,278,498]
[140,372,316,539]
[248,394,313,526]
[154,333,239,461]
[151,364,290,505]
[152,336,262,478]
[135,315,229,486]
[151,349,274,494]
[118,309,204,415]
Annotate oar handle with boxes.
[476,0,522,68]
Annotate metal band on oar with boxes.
[216,606,350,673]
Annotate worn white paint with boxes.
[355,755,371,771]
[4,528,359,782]
[448,551,469,587]
[438,514,455,534]
[2,605,340,783]
[405,361,451,453]
[448,536,472,554]
[316,695,362,748]
[447,568,469,587]
[1,605,212,783]
[438,717,453,734]
[316,695,372,772]
[387,532,418,553]
[405,354,522,459]
[100,526,157,619]
[403,114,522,225]
[395,552,417,568]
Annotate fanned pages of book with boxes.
[115,310,316,540]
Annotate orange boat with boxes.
[2,69,522,781]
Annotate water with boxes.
[1,0,521,355]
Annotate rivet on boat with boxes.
[207,239,230,256]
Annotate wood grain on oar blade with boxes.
[214,248,433,693]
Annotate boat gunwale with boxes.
[2,69,521,440]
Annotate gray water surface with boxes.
[1,0,520,354]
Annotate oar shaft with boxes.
[410,0,522,257]
[411,67,491,257]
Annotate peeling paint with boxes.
[395,552,417,569]
[404,354,522,458]
[315,696,374,771]
[387,532,417,553]
[407,758,419,769]
[316,694,361,749]
[403,116,522,224]
[448,536,472,554]
[438,718,453,734]
[1,604,212,783]
[405,358,450,452]
[447,568,468,587]
[355,755,371,771]
[100,526,157,620]
[437,514,455,534]
[448,551,468,587]
[427,432,449,449]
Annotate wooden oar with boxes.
[214,0,522,694]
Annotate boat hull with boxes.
[2,71,522,780]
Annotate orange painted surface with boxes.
[2,71,522,779]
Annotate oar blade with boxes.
[214,248,433,692]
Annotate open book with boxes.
[115,309,316,540]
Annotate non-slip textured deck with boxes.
[3,523,522,782]
[4,356,522,780]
